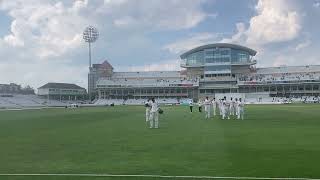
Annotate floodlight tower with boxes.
[83,26,99,101]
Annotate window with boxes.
[305,85,311,91]
[204,65,231,72]
[298,85,304,91]
[220,49,230,56]
[186,51,204,65]
[231,49,249,63]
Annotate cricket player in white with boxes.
[219,99,223,116]
[230,97,235,116]
[149,98,159,128]
[224,97,230,120]
[145,99,151,122]
[204,97,211,119]
[237,98,245,120]
[212,97,217,117]
[235,98,239,116]
[221,98,226,120]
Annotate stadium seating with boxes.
[97,77,199,88]
[94,98,180,105]
[0,94,83,108]
[0,95,43,108]
[238,72,320,83]
[124,99,146,105]
[94,99,125,105]
[178,98,192,105]
[157,98,179,104]
[1,93,318,109]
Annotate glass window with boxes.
[220,49,230,56]
[186,51,204,65]
[231,49,250,63]
[204,65,231,72]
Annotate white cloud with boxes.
[3,20,25,47]
[218,0,301,46]
[272,55,289,67]
[0,0,211,89]
[271,54,319,67]
[0,61,88,88]
[113,16,136,27]
[163,33,219,54]
[104,0,128,6]
[101,0,209,30]
[295,39,311,51]
[0,0,93,89]
[117,59,181,72]
[207,13,218,19]
[246,0,301,45]
[164,0,302,57]
[1,0,88,58]
[314,0,320,8]
[162,0,307,70]
[220,22,247,44]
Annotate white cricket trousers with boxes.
[205,109,211,119]
[146,109,150,122]
[230,106,234,115]
[205,106,211,119]
[221,108,225,119]
[237,108,244,120]
[149,111,159,128]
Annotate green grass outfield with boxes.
[0,104,320,180]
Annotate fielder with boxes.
[221,98,226,120]
[189,99,194,113]
[237,98,245,120]
[224,97,230,120]
[219,99,223,116]
[235,98,239,116]
[230,97,235,116]
[212,97,217,117]
[204,97,211,119]
[198,100,202,112]
[149,98,159,128]
[145,99,151,122]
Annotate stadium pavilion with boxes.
[93,43,320,105]
[38,83,87,101]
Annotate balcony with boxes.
[231,59,257,66]
[181,59,257,67]
[180,60,204,68]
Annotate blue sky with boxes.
[0,0,319,89]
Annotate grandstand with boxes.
[0,83,88,109]
[1,43,320,108]
[237,67,320,97]
[38,83,87,101]
[0,94,70,109]
[95,70,199,105]
[93,43,320,105]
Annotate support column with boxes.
[98,90,101,99]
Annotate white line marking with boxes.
[0,174,319,180]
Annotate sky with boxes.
[0,0,319,89]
